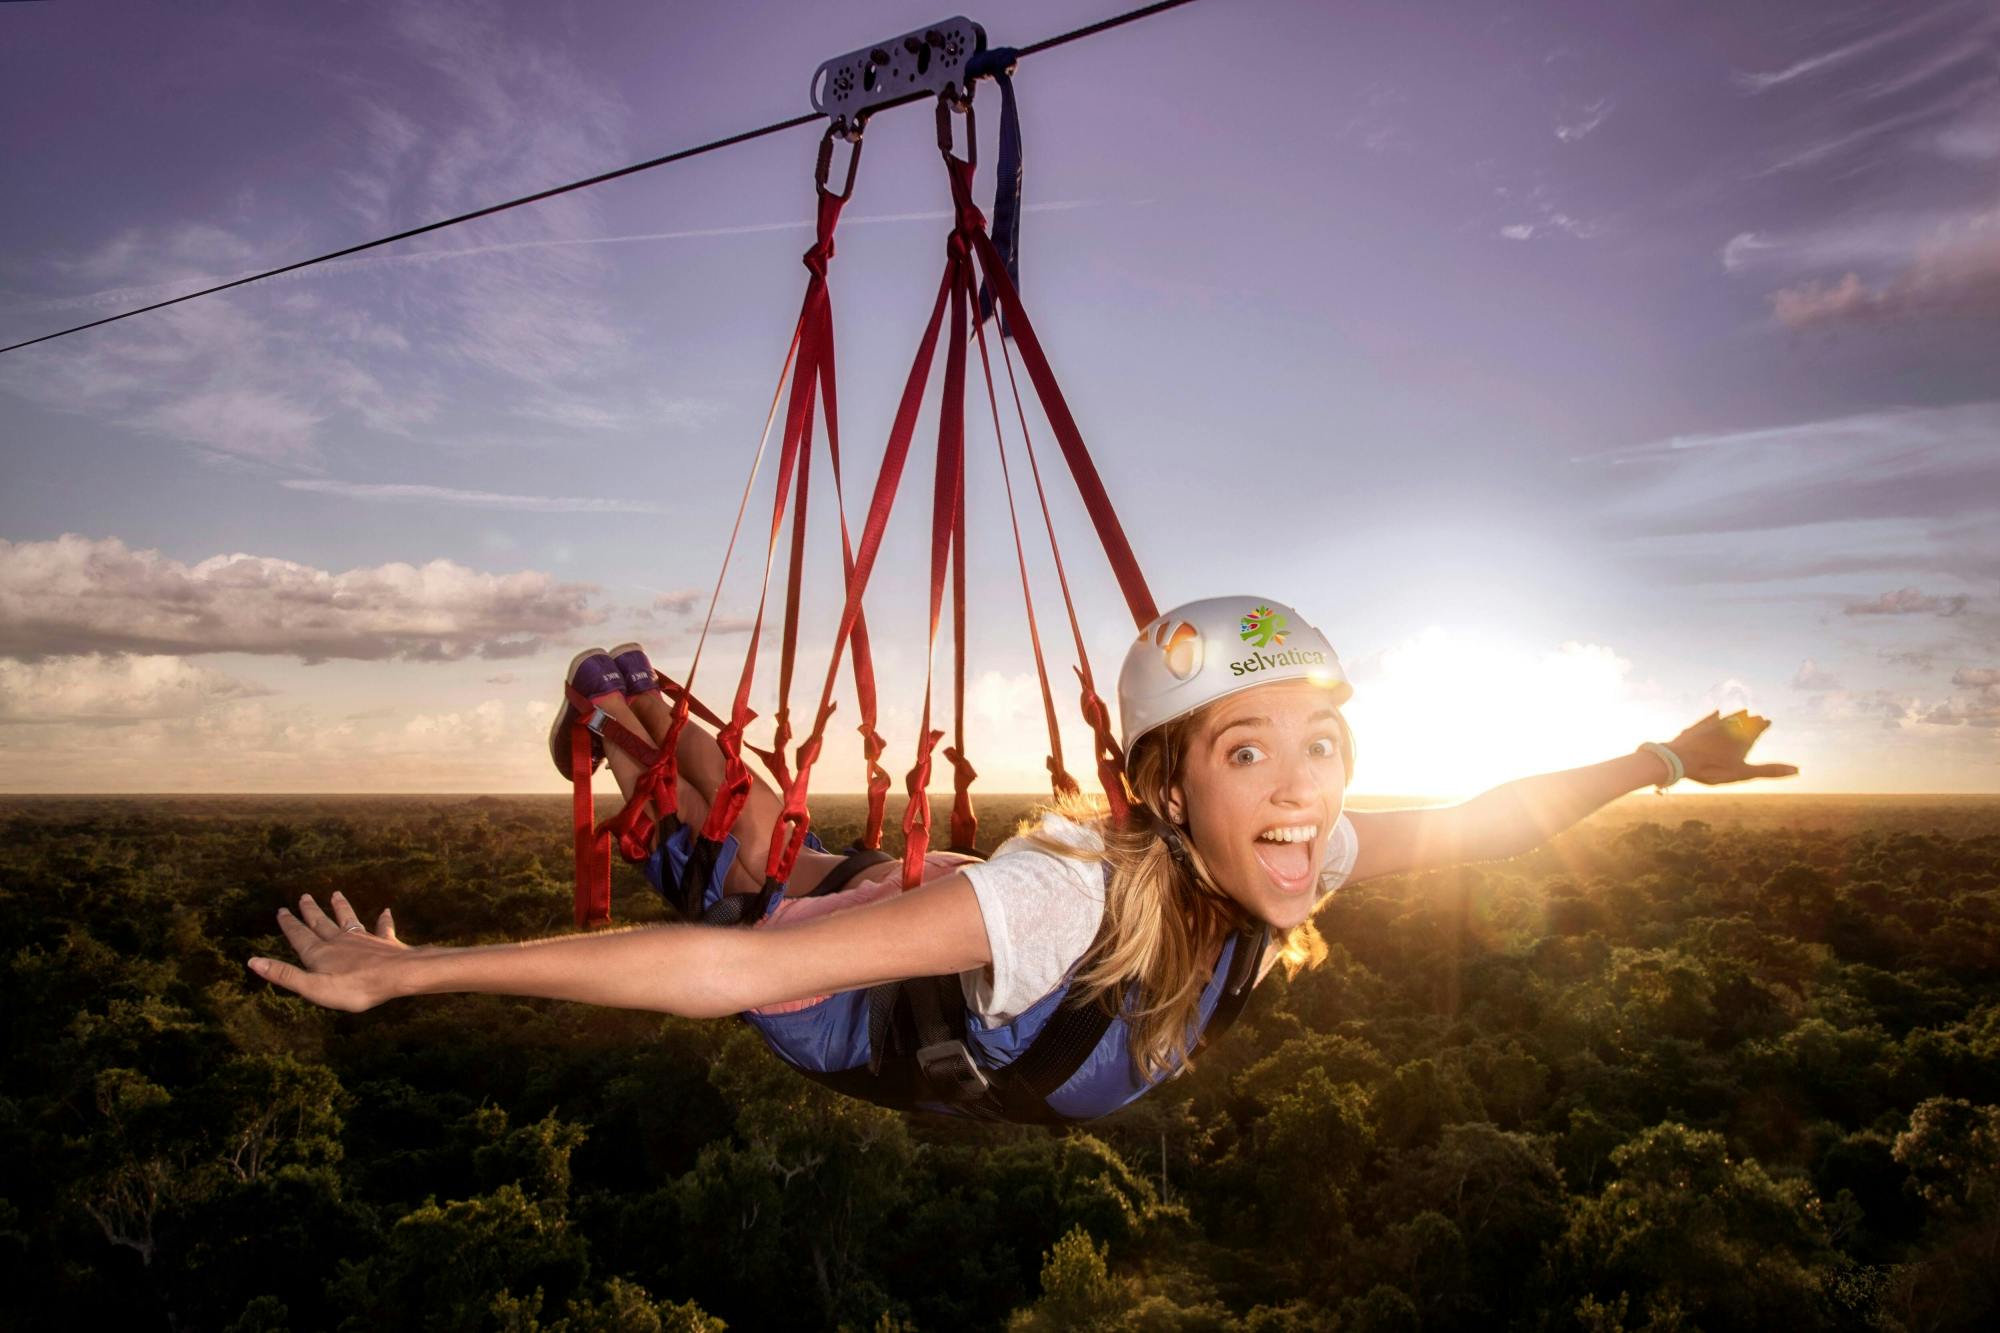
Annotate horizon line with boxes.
[5,790,1998,800]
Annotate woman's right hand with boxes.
[248,890,418,1012]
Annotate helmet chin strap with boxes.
[1143,806,1195,872]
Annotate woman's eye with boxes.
[1308,737,1337,758]
[1229,745,1265,765]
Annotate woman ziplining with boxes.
[243,36,1799,1123]
[248,602,1797,1122]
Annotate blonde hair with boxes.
[1022,709,1330,1084]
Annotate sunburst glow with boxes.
[1342,627,1688,800]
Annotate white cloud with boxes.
[138,388,325,464]
[1720,231,1779,272]
[0,534,605,662]
[1585,402,2000,542]
[0,654,268,724]
[0,3,634,466]
[1492,179,1605,243]
[1735,3,1998,182]
[1769,204,2000,328]
[1844,587,1969,617]
[1920,666,2000,726]
[1794,686,1916,731]
[1717,205,1990,278]
[1931,91,2000,161]
[404,697,533,746]
[0,692,563,793]
[1792,659,1841,692]
[1732,8,1953,94]
[1555,98,1613,143]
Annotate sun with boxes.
[1341,626,1684,800]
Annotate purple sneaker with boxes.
[609,642,660,697]
[548,648,626,781]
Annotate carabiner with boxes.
[935,90,976,167]
[815,123,863,200]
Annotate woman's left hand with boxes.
[1659,710,1798,785]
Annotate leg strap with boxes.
[795,845,897,900]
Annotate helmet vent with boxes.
[1159,621,1201,681]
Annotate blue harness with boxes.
[647,823,1271,1124]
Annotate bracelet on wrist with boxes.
[1636,741,1684,792]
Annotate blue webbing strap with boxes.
[968,46,1022,335]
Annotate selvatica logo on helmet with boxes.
[1239,605,1289,648]
[1228,646,1328,677]
[1231,605,1325,676]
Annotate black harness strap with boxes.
[1188,920,1270,1060]
[988,917,1267,1121]
[796,845,897,899]
[802,861,1275,1124]
[656,839,894,925]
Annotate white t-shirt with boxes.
[956,811,1362,1023]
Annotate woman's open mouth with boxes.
[1252,822,1318,895]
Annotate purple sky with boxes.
[2,0,1997,795]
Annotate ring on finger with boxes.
[344,924,366,933]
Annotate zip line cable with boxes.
[0,0,1202,357]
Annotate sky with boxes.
[1,0,1997,797]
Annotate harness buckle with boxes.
[916,1039,990,1101]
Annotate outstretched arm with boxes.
[1344,710,1796,882]
[248,874,992,1017]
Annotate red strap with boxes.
[951,161,1139,816]
[968,268,1076,799]
[754,161,898,868]
[953,169,1157,629]
[760,286,897,881]
[762,261,957,886]
[761,405,815,795]
[943,263,978,853]
[561,684,675,867]
[816,320,891,850]
[569,720,610,928]
[655,315,806,840]
[943,439,977,853]
[901,217,974,887]
[995,330,1103,735]
[701,278,829,846]
[654,675,727,731]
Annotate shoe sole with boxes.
[549,646,610,781]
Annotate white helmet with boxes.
[1117,596,1353,755]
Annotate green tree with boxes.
[1252,1068,1374,1251]
[1007,1226,1133,1332]
[1371,1058,1481,1151]
[1558,1122,1839,1327]
[1892,1096,2000,1219]
[201,1052,348,1183]
[485,1276,726,1332]
[331,1184,591,1331]
[1365,1123,1565,1322]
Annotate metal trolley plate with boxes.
[811,16,987,140]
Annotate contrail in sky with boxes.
[1,201,1100,318]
